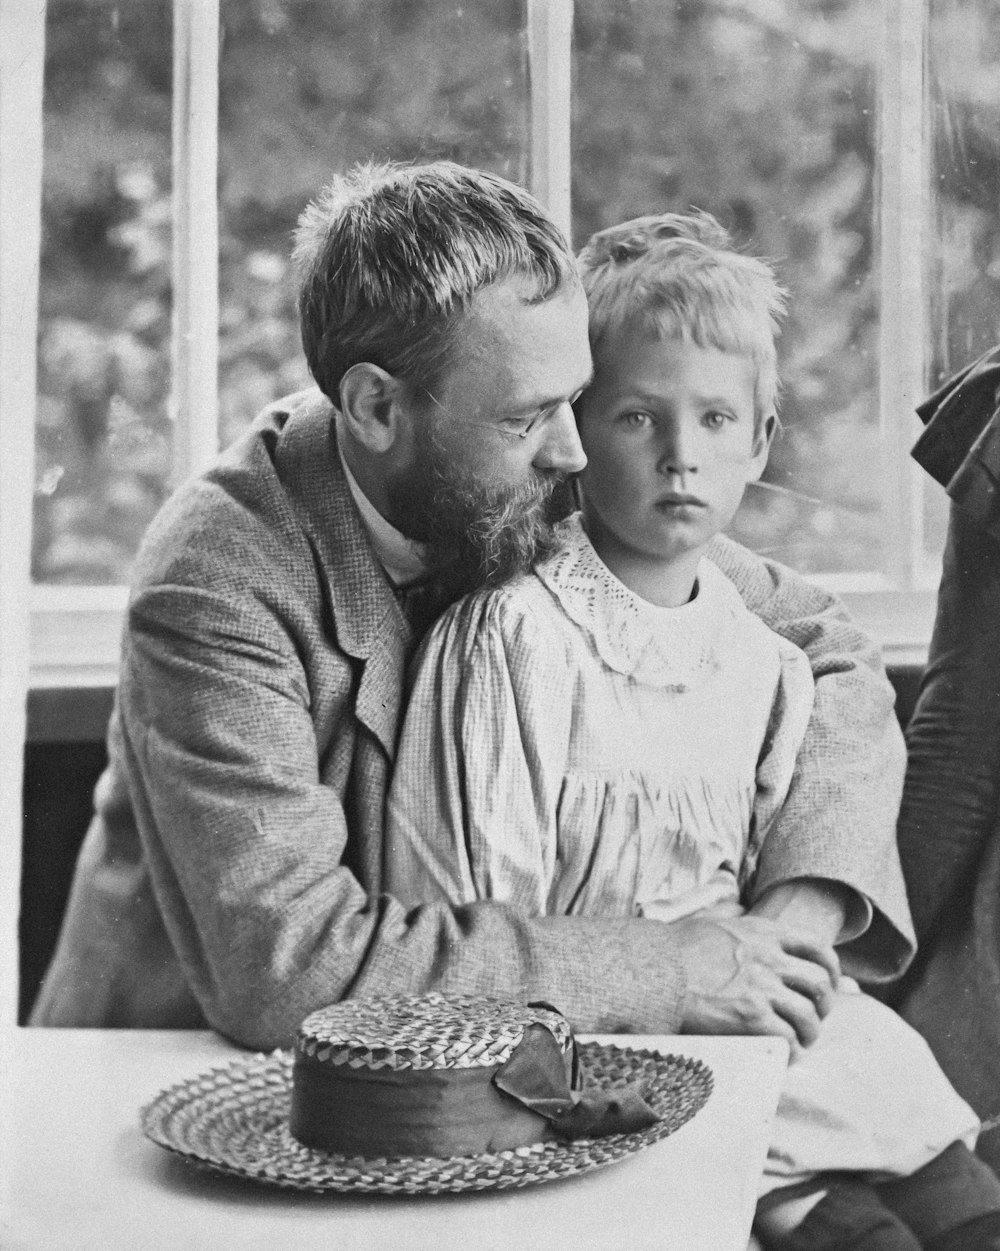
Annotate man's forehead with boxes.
[455,278,590,376]
[465,272,583,323]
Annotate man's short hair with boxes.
[576,210,787,424]
[293,160,578,403]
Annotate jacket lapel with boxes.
[913,345,1000,541]
[272,390,411,760]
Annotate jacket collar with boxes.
[270,389,412,758]
[913,344,1000,539]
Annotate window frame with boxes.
[1,0,47,1026]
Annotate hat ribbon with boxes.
[493,1020,659,1138]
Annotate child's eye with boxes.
[620,410,653,428]
[704,410,732,429]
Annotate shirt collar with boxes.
[336,428,430,588]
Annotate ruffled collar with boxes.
[535,513,743,689]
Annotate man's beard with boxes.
[398,439,567,591]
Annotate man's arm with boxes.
[120,534,877,1049]
[119,578,697,1049]
[706,533,916,982]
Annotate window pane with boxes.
[215,0,529,450]
[573,0,883,576]
[924,0,1000,558]
[35,0,173,585]
[34,0,529,585]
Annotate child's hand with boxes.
[673,910,840,1056]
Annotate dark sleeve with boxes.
[898,503,1000,943]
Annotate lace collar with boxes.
[536,513,743,689]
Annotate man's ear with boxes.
[747,412,777,482]
[338,363,405,455]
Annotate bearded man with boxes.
[31,161,905,1050]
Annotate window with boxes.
[214,0,531,449]
[34,0,173,587]
[8,4,1000,694]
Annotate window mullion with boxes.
[171,0,221,484]
[527,0,574,240]
[878,0,929,591]
[0,0,46,1026]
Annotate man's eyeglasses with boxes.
[420,387,545,443]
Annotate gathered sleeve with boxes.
[707,534,915,981]
[385,583,575,915]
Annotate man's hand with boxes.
[673,912,841,1053]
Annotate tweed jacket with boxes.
[31,389,912,1049]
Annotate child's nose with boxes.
[657,426,698,476]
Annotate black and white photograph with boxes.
[3,2,1000,1247]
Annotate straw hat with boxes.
[141,993,713,1194]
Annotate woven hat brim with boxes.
[141,1042,713,1195]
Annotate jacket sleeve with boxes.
[119,578,688,1049]
[706,534,915,981]
[898,503,1000,943]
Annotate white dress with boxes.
[385,514,978,1191]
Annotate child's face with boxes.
[576,332,773,573]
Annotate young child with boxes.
[385,213,1000,1249]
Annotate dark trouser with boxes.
[894,503,1000,1174]
[762,1144,1000,1249]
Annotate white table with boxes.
[0,1029,787,1251]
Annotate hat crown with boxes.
[297,992,572,1071]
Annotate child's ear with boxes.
[747,413,777,482]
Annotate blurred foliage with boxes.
[572,0,884,570]
[928,1,1000,376]
[33,0,1000,583]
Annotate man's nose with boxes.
[534,401,588,475]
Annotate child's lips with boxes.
[656,493,706,509]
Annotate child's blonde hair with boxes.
[577,210,787,427]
